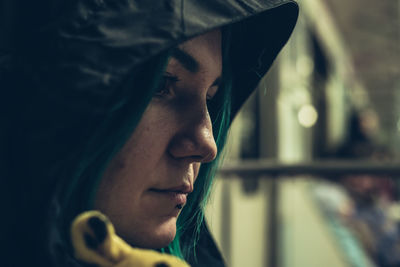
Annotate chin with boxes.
[150,220,178,248]
[151,234,176,249]
[126,218,177,249]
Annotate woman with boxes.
[0,0,298,266]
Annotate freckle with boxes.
[105,157,126,175]
[115,160,126,170]
[144,126,152,133]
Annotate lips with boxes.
[148,189,188,206]
[149,183,193,207]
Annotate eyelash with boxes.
[206,91,216,104]
[154,75,179,98]
[154,74,217,103]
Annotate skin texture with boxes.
[94,30,221,249]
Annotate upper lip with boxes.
[150,183,193,194]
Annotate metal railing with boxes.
[219,160,400,177]
[217,160,400,267]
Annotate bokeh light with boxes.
[298,104,318,128]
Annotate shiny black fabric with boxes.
[1,0,297,117]
[0,0,298,266]
[187,222,226,267]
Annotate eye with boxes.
[206,85,219,104]
[154,74,179,98]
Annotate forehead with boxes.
[169,30,222,76]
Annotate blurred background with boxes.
[205,1,400,267]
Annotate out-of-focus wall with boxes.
[205,1,399,266]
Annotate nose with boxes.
[168,104,218,163]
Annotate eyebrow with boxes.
[171,48,199,73]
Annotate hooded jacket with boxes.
[0,0,298,266]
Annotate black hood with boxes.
[0,0,298,266]
[1,0,298,118]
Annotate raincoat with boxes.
[0,0,298,266]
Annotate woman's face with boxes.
[94,30,221,248]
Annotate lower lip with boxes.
[149,190,187,206]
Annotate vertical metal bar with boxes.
[220,177,232,266]
[267,177,279,267]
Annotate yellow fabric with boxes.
[71,211,190,267]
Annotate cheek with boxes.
[120,105,175,163]
[95,129,159,201]
[95,104,177,199]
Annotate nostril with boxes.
[191,155,204,161]
[202,148,217,163]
